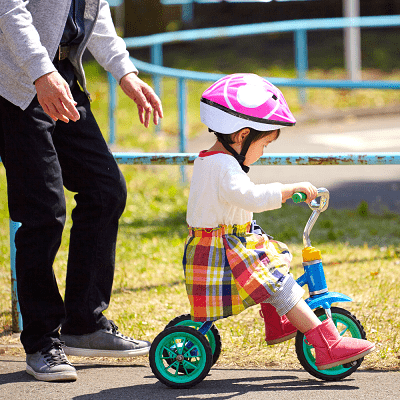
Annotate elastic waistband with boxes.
[188,222,251,237]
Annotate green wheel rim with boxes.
[302,312,363,376]
[174,320,217,355]
[154,330,209,384]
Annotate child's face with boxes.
[243,130,279,166]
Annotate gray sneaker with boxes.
[26,342,77,382]
[61,321,151,357]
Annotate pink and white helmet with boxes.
[200,73,296,134]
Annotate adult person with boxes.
[0,0,163,382]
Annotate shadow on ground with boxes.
[72,367,360,400]
[311,180,400,213]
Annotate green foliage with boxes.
[357,200,370,218]
[1,165,400,369]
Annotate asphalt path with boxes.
[1,355,399,400]
[187,113,400,212]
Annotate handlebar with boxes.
[292,192,307,203]
[292,188,330,212]
[292,188,330,248]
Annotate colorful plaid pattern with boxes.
[183,222,292,322]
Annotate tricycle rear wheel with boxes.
[165,314,222,366]
[149,325,213,389]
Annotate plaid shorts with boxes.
[183,222,292,322]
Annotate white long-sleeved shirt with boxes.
[187,151,283,228]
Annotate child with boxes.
[183,73,374,370]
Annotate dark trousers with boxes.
[0,60,127,354]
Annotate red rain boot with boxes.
[260,303,297,345]
[305,317,375,370]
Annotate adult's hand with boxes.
[119,72,163,128]
[34,72,80,123]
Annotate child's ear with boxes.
[236,128,250,143]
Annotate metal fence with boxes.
[107,15,400,148]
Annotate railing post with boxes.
[178,77,187,183]
[151,44,163,134]
[108,72,117,145]
[294,29,308,105]
[10,220,22,333]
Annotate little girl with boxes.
[183,73,374,370]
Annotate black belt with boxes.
[56,45,71,61]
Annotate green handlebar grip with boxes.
[292,192,307,203]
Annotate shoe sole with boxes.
[317,345,375,370]
[63,346,150,357]
[266,331,297,345]
[26,365,77,382]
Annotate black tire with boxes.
[295,307,367,381]
[165,314,222,366]
[149,326,213,389]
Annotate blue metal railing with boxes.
[161,0,320,24]
[107,0,124,6]
[107,15,400,148]
[9,220,22,332]
[112,152,400,166]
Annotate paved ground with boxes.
[1,355,399,400]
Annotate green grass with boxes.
[1,38,400,369]
[1,165,399,370]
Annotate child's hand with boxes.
[281,182,318,204]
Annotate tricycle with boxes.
[149,188,369,388]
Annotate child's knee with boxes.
[267,274,305,316]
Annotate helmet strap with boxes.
[219,137,250,173]
[239,131,256,159]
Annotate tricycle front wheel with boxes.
[295,307,367,381]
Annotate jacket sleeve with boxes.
[87,0,137,83]
[219,164,283,213]
[0,0,56,84]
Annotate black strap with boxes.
[219,139,250,173]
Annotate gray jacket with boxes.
[0,0,137,109]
